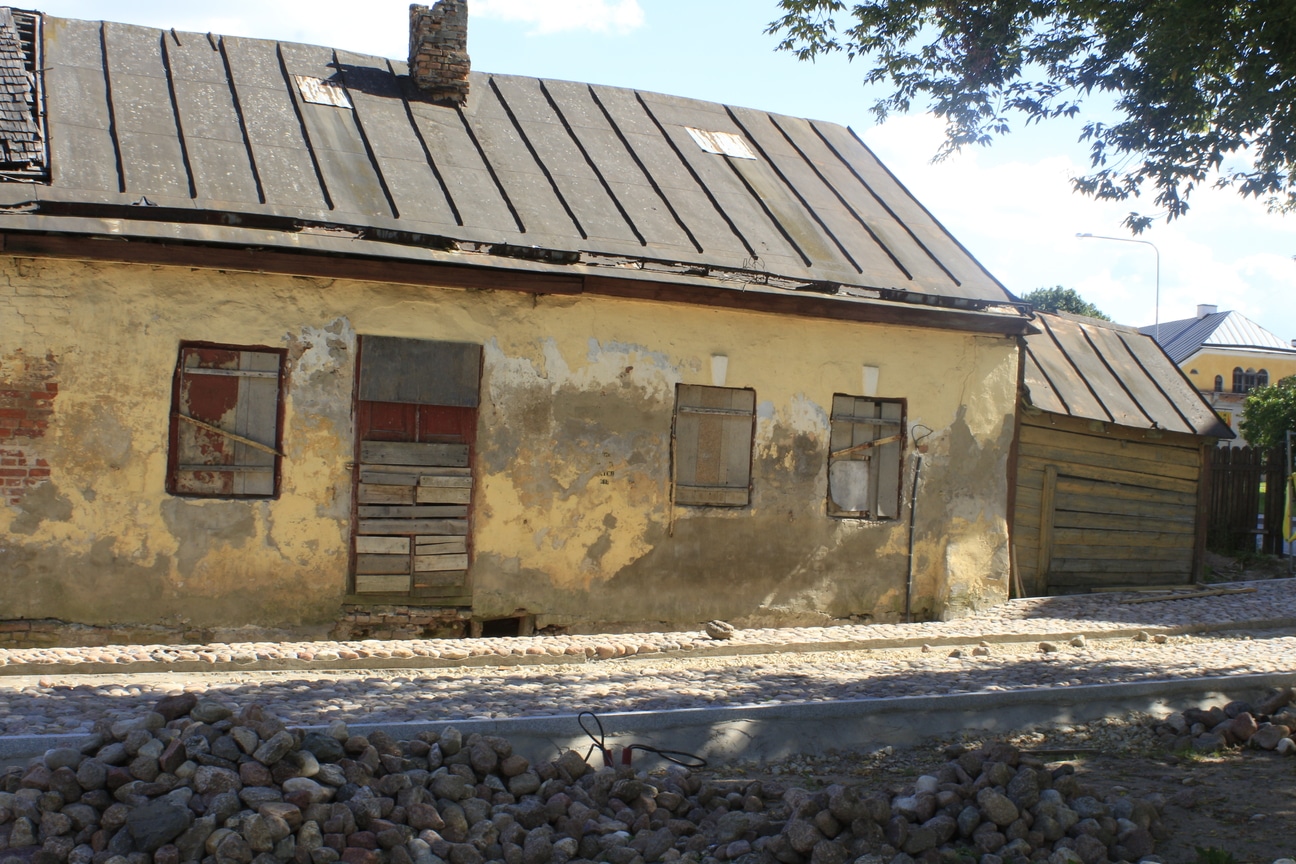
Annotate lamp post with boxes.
[1076,233,1161,342]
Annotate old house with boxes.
[1012,312,1232,595]
[1142,305,1296,443]
[0,5,1032,645]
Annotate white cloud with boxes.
[474,0,645,35]
[862,114,1296,341]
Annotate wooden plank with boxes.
[358,519,468,535]
[414,572,469,590]
[1020,423,1200,467]
[1121,587,1256,605]
[360,441,470,467]
[409,587,471,603]
[359,471,421,486]
[1053,544,1193,562]
[1056,475,1194,506]
[1017,456,1197,495]
[358,484,416,504]
[356,574,412,593]
[359,336,482,407]
[1038,465,1057,582]
[1052,492,1192,520]
[675,485,750,507]
[358,505,469,519]
[415,536,468,552]
[1053,511,1192,532]
[1053,528,1191,548]
[355,555,412,575]
[1019,441,1199,481]
[362,464,473,477]
[1050,557,1189,573]
[1047,571,1188,587]
[355,536,411,555]
[414,553,470,572]
[418,476,474,488]
[1020,411,1207,450]
[415,486,473,505]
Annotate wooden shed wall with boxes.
[1012,412,1207,595]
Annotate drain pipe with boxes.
[905,454,922,624]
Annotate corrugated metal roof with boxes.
[1141,311,1296,364]
[0,13,1019,310]
[1024,312,1232,438]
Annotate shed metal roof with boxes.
[0,13,1024,319]
[1140,310,1296,365]
[1023,312,1232,438]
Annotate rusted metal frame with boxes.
[829,432,902,458]
[174,412,284,457]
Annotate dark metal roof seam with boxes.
[1040,314,1114,424]
[1024,348,1072,417]
[767,112,911,280]
[725,107,860,274]
[587,85,701,254]
[332,49,399,220]
[717,151,813,268]
[159,31,197,200]
[632,90,759,262]
[217,36,266,205]
[274,41,333,211]
[452,102,525,234]
[1075,321,1161,430]
[818,123,962,289]
[97,22,126,194]
[486,75,586,240]
[537,79,645,247]
[389,59,461,227]
[1111,328,1204,436]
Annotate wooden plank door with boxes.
[351,337,481,605]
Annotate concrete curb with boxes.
[5,672,1295,771]
[3,618,1294,678]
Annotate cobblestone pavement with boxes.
[1,581,1293,738]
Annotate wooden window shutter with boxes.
[673,384,755,507]
[359,336,482,407]
[827,395,904,519]
[169,345,285,498]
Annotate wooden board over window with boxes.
[358,336,482,407]
[827,395,904,519]
[168,344,285,498]
[673,384,755,507]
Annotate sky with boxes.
[33,0,1296,342]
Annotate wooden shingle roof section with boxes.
[0,12,1029,328]
[1023,312,1232,439]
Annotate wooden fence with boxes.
[1208,446,1288,554]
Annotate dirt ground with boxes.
[1203,550,1295,583]
[705,720,1296,864]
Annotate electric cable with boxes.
[576,710,707,769]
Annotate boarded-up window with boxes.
[167,344,285,498]
[673,385,755,507]
[359,336,481,407]
[827,395,904,519]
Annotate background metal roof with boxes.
[2,14,1016,307]
[1023,312,1232,438]
[1140,310,1296,365]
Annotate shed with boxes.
[1012,312,1233,595]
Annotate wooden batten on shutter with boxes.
[674,384,755,507]
[827,395,905,519]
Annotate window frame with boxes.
[826,394,906,520]
[166,341,287,500]
[671,384,757,508]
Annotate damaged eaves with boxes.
[0,196,1026,319]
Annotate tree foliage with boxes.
[767,0,1296,231]
[1240,375,1296,454]
[1021,286,1110,320]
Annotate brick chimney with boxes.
[409,2,470,104]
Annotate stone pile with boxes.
[0,696,1167,864]
[1150,687,1296,754]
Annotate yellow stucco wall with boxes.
[1182,350,1296,394]
[0,256,1019,635]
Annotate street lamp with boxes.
[1076,232,1161,342]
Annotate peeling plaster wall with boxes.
[0,257,1018,634]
